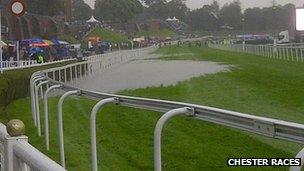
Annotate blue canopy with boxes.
[51,37,61,46]
[29,47,43,57]
[20,38,44,46]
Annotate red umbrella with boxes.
[30,43,49,47]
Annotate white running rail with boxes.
[0,58,75,72]
[1,60,37,68]
[209,43,304,62]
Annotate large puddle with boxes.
[74,59,229,93]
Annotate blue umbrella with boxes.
[29,47,43,58]
[20,38,44,46]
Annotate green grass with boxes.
[4,46,304,170]
[140,46,304,124]
[58,35,80,44]
[7,97,299,171]
[88,28,129,43]
[136,29,176,38]
[0,61,76,122]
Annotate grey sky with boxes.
[84,0,303,10]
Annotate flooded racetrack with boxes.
[74,58,229,93]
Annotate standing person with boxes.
[22,48,29,60]
[37,52,45,64]
[2,46,8,61]
[49,46,57,61]
[109,44,112,52]
[20,48,26,60]
[8,45,16,66]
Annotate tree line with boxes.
[25,0,299,32]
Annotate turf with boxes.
[7,98,299,171]
[4,46,304,170]
[136,29,176,38]
[88,28,129,43]
[124,46,304,124]
[58,35,80,44]
[0,61,76,122]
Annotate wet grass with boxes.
[89,28,129,43]
[7,97,298,171]
[0,61,76,123]
[5,46,304,170]
[136,29,176,38]
[143,46,304,124]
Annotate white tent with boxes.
[86,16,100,23]
[172,17,179,21]
[166,18,173,21]
[58,40,69,45]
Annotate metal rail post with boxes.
[35,80,50,136]
[30,73,43,122]
[300,48,303,62]
[43,84,62,151]
[52,71,55,80]
[90,98,116,171]
[64,68,67,83]
[296,48,299,62]
[290,147,304,171]
[58,90,80,168]
[287,47,290,61]
[291,47,294,61]
[69,67,73,82]
[32,77,45,125]
[154,107,193,171]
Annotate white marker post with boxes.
[16,40,20,65]
[0,6,3,74]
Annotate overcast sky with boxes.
[84,0,303,10]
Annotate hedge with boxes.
[0,61,75,122]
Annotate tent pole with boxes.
[0,8,3,74]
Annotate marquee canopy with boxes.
[86,16,100,23]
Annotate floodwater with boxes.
[74,58,229,93]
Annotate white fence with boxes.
[0,47,149,72]
[0,122,65,171]
[1,60,37,68]
[0,58,76,72]
[209,43,304,62]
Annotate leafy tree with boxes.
[73,0,93,21]
[145,0,168,19]
[186,1,220,30]
[243,3,295,32]
[142,0,167,7]
[25,0,64,16]
[243,8,263,31]
[94,0,143,22]
[166,0,189,21]
[140,0,189,21]
[219,0,242,30]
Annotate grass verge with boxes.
[88,28,129,43]
[0,61,76,122]
[136,29,176,38]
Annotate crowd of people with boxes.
[1,40,71,65]
[1,45,17,62]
